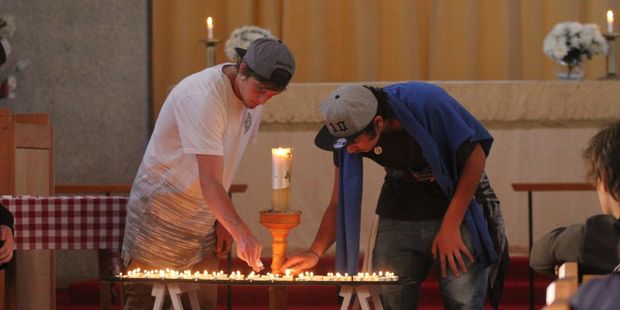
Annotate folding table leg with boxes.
[167,283,201,310]
[167,284,184,310]
[355,286,372,310]
[349,286,383,310]
[339,285,354,310]
[151,283,167,310]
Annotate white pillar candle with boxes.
[608,10,614,34]
[206,17,214,39]
[271,147,292,211]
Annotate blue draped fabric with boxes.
[335,150,363,275]
[384,82,497,268]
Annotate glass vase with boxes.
[555,63,584,80]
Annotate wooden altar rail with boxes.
[511,183,594,192]
[511,182,595,310]
[54,183,249,195]
[54,184,131,195]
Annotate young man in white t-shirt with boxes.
[122,38,295,309]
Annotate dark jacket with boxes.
[530,214,620,277]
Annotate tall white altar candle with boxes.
[207,17,214,39]
[271,147,292,211]
[608,10,614,34]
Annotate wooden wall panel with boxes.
[14,149,51,196]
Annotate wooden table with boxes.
[2,195,127,310]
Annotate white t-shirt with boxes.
[122,64,262,269]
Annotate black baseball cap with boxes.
[235,38,295,88]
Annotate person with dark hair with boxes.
[121,38,295,309]
[530,121,620,277]
[0,203,14,268]
[282,83,508,309]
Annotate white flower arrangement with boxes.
[543,21,608,76]
[0,14,29,100]
[224,26,277,62]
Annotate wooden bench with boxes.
[542,262,611,310]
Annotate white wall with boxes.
[232,127,601,258]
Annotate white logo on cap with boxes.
[333,138,347,150]
[328,121,348,134]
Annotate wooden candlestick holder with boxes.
[259,210,301,310]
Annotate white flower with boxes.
[566,22,583,36]
[543,21,608,66]
[224,26,277,62]
[581,24,608,55]
[0,15,16,38]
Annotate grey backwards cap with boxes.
[314,85,378,150]
[235,38,295,81]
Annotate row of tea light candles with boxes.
[119,268,398,282]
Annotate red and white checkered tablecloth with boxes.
[0,195,127,250]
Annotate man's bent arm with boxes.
[197,154,263,271]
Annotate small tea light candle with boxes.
[230,271,244,280]
[339,272,352,281]
[281,269,294,281]
[353,272,363,282]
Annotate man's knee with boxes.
[439,268,487,309]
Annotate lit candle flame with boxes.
[608,10,614,33]
[274,147,289,156]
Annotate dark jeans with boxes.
[373,217,487,310]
